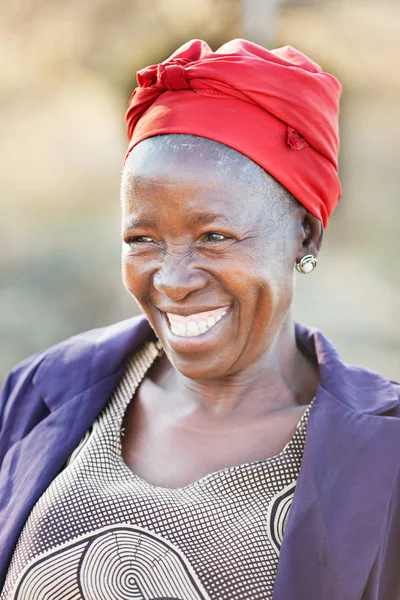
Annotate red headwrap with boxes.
[125,39,342,227]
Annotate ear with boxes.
[296,211,323,263]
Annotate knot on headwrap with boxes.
[157,63,190,90]
[125,38,342,227]
[137,58,192,91]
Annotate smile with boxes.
[166,306,230,337]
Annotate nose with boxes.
[153,253,207,301]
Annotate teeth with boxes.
[198,320,207,331]
[167,310,229,338]
[187,321,199,334]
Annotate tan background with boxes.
[1,0,399,381]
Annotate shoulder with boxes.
[389,380,400,414]
[0,316,153,465]
[4,315,149,377]
[295,322,400,416]
[1,315,152,417]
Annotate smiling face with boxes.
[121,134,314,380]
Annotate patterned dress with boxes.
[1,341,314,600]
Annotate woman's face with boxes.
[121,135,307,380]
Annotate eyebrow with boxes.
[191,213,232,226]
[124,217,156,229]
[124,213,233,229]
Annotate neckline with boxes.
[116,341,315,493]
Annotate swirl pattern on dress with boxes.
[13,525,210,600]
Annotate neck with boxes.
[163,314,319,420]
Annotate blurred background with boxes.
[1,0,399,381]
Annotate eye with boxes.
[204,232,230,243]
[126,235,154,246]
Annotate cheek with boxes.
[236,251,294,321]
[210,251,269,307]
[121,254,152,303]
[262,261,295,322]
[228,252,275,296]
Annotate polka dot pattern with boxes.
[1,341,313,600]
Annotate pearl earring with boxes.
[295,254,317,274]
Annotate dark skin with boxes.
[120,135,323,489]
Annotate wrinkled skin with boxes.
[120,134,323,488]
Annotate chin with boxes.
[165,350,238,381]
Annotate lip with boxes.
[158,306,232,353]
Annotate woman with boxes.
[1,39,399,600]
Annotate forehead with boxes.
[121,136,298,236]
[122,164,257,230]
[123,135,284,198]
